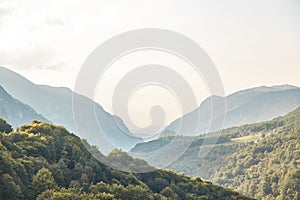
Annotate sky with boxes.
[0,0,300,131]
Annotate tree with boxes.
[32,168,57,198]
[125,185,152,200]
[160,187,179,199]
[0,173,22,200]
[0,118,12,133]
[0,121,252,200]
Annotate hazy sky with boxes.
[0,0,299,130]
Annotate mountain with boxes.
[163,85,300,136]
[0,85,49,127]
[132,106,300,199]
[0,66,142,153]
[0,119,252,200]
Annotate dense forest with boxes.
[0,119,252,200]
[167,107,300,199]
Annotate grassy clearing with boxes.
[231,131,274,143]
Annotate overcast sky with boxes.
[0,0,300,131]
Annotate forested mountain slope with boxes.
[172,107,300,199]
[0,119,252,200]
[132,107,300,199]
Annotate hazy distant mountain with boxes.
[163,85,300,136]
[0,66,142,153]
[0,85,49,127]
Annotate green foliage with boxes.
[106,149,154,173]
[37,188,112,200]
[31,168,57,198]
[131,136,174,153]
[131,135,231,153]
[0,119,252,200]
[0,173,23,200]
[190,136,231,147]
[160,186,179,199]
[168,106,300,200]
[0,118,12,133]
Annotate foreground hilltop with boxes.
[0,119,252,200]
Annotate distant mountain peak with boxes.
[0,84,49,127]
[235,84,299,94]
[163,84,300,136]
[0,66,142,153]
[270,84,299,90]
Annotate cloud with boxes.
[0,2,14,16]
[0,42,64,70]
[0,1,14,27]
[43,16,64,26]
[0,1,67,71]
[34,62,66,71]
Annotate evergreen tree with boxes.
[31,168,57,198]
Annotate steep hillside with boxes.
[0,66,142,152]
[131,107,300,199]
[0,119,252,200]
[0,85,49,127]
[163,85,300,136]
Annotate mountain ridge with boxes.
[162,85,300,136]
[0,66,142,153]
[130,106,300,199]
[0,118,253,200]
[0,85,49,127]
[1,66,300,152]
